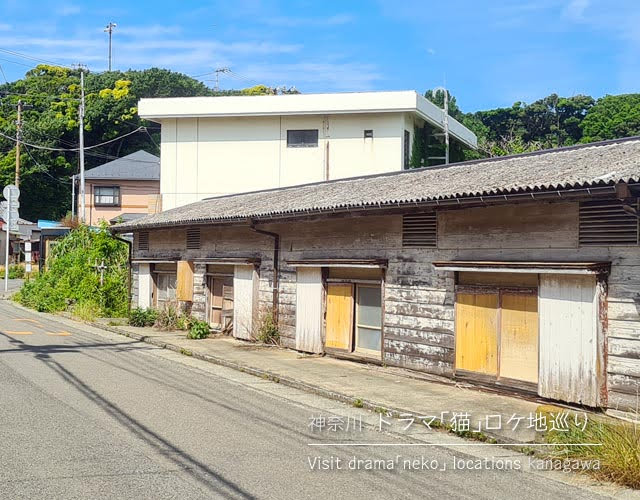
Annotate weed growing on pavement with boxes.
[187,320,210,339]
[353,398,364,408]
[540,406,640,489]
[256,310,279,345]
[129,307,158,327]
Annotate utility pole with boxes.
[77,65,87,223]
[214,67,230,91]
[15,100,22,187]
[104,22,117,71]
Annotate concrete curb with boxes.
[90,321,515,445]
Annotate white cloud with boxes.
[563,0,590,20]
[58,3,82,16]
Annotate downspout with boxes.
[249,223,280,326]
[114,234,133,315]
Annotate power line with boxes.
[0,64,8,84]
[23,144,72,185]
[0,126,146,151]
[0,47,73,69]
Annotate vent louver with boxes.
[186,228,201,250]
[137,231,149,251]
[402,213,437,247]
[579,200,639,246]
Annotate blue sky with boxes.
[0,0,638,111]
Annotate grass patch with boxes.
[540,406,640,489]
[353,398,364,408]
[179,348,193,356]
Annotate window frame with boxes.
[94,185,121,207]
[286,129,319,148]
[353,284,383,357]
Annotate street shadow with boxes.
[0,331,255,499]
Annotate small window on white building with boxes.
[94,186,120,207]
[364,129,374,139]
[287,129,318,148]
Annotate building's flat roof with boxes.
[138,90,477,149]
[112,136,640,232]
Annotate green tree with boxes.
[580,94,640,142]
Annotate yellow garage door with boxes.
[500,292,538,383]
[455,292,499,376]
[325,284,354,350]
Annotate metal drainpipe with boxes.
[114,235,133,315]
[249,224,280,325]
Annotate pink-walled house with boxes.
[80,150,160,225]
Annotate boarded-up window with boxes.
[137,231,149,251]
[402,213,437,247]
[579,199,639,246]
[186,228,201,249]
[153,263,177,308]
[176,261,194,301]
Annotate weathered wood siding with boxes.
[131,200,640,410]
[294,267,323,353]
[233,265,258,340]
[539,274,599,406]
[138,263,152,308]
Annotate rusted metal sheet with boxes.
[233,265,257,340]
[295,267,324,353]
[539,274,599,406]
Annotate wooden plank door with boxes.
[539,274,599,406]
[455,292,499,375]
[295,267,324,353]
[500,292,538,383]
[325,284,354,350]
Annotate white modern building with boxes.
[138,91,478,210]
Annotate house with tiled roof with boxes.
[77,150,160,225]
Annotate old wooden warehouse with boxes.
[113,137,640,411]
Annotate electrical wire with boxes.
[0,126,145,151]
[23,144,72,184]
[0,64,8,84]
[0,47,73,69]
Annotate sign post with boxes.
[2,184,20,292]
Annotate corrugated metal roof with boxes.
[84,150,160,180]
[113,136,640,232]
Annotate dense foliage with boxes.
[0,66,278,221]
[411,90,640,165]
[1,63,639,216]
[15,224,129,316]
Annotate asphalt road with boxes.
[0,301,614,499]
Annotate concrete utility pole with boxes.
[78,66,86,223]
[15,100,22,187]
[104,22,117,71]
[214,67,230,91]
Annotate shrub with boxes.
[188,320,210,339]
[256,311,279,344]
[16,224,128,317]
[129,307,158,327]
[8,264,25,279]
